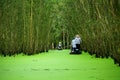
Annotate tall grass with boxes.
[64,0,120,65]
[0,0,51,55]
[0,0,120,65]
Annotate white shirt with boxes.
[75,37,81,44]
[72,39,76,48]
[58,42,61,46]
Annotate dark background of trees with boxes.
[0,0,120,64]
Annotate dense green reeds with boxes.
[0,0,120,65]
[0,0,51,55]
[64,0,120,65]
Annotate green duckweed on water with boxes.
[0,50,120,80]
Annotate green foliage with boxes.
[0,0,119,63]
[64,0,120,60]
[0,0,51,55]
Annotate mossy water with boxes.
[0,50,120,80]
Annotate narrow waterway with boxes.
[0,50,120,80]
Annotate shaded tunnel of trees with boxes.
[0,0,120,65]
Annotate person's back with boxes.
[75,37,81,44]
[75,35,82,53]
[75,35,81,44]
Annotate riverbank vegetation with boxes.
[0,0,120,65]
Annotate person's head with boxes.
[75,34,80,38]
[59,42,61,44]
